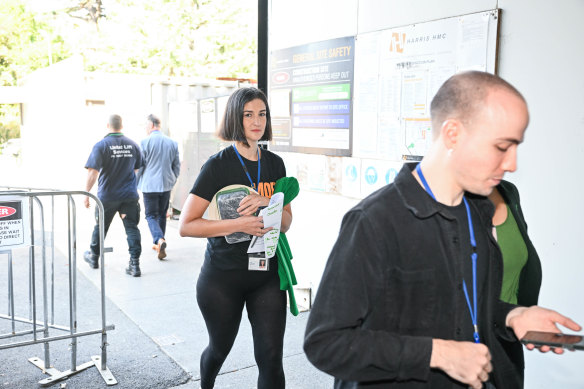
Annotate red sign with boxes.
[0,206,17,218]
[272,71,290,84]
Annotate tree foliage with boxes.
[92,0,257,78]
[0,0,258,85]
[0,1,69,86]
[0,0,258,138]
[0,104,20,144]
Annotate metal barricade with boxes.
[0,189,116,386]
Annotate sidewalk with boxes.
[0,225,189,388]
[0,197,333,389]
[78,212,333,389]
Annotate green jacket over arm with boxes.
[274,177,300,315]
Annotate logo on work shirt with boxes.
[109,144,134,158]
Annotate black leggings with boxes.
[196,260,287,389]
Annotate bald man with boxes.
[304,71,581,389]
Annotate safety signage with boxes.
[0,197,30,249]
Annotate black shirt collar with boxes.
[395,162,494,222]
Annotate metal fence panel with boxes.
[0,189,116,386]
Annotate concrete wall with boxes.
[495,1,584,385]
[270,0,584,387]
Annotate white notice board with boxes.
[353,9,500,161]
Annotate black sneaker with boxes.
[125,258,141,277]
[84,250,99,269]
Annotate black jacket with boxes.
[304,163,520,388]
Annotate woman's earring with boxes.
[447,148,453,156]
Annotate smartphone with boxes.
[520,331,584,351]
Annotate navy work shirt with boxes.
[85,133,142,202]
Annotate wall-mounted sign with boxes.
[269,36,355,156]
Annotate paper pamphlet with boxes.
[247,192,283,258]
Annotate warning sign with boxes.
[0,198,30,249]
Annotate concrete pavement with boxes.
[0,193,333,388]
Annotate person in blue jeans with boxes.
[83,114,143,277]
[137,114,181,260]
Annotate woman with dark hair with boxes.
[179,87,292,389]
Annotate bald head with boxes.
[430,71,527,137]
[423,71,529,200]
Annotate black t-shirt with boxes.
[190,145,286,270]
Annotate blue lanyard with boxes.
[232,144,260,190]
[415,164,480,344]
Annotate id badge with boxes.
[248,252,268,271]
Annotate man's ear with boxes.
[441,119,462,150]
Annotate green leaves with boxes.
[0,0,257,84]
[0,0,258,135]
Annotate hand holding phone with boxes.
[521,331,584,351]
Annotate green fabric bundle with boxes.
[274,177,300,316]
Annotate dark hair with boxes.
[147,114,161,127]
[217,87,272,147]
[109,114,123,131]
[430,71,526,135]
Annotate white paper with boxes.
[247,232,266,253]
[247,192,284,258]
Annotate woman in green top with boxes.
[489,179,542,387]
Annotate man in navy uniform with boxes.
[83,114,143,277]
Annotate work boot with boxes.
[156,238,167,260]
[84,250,99,269]
[125,258,141,277]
